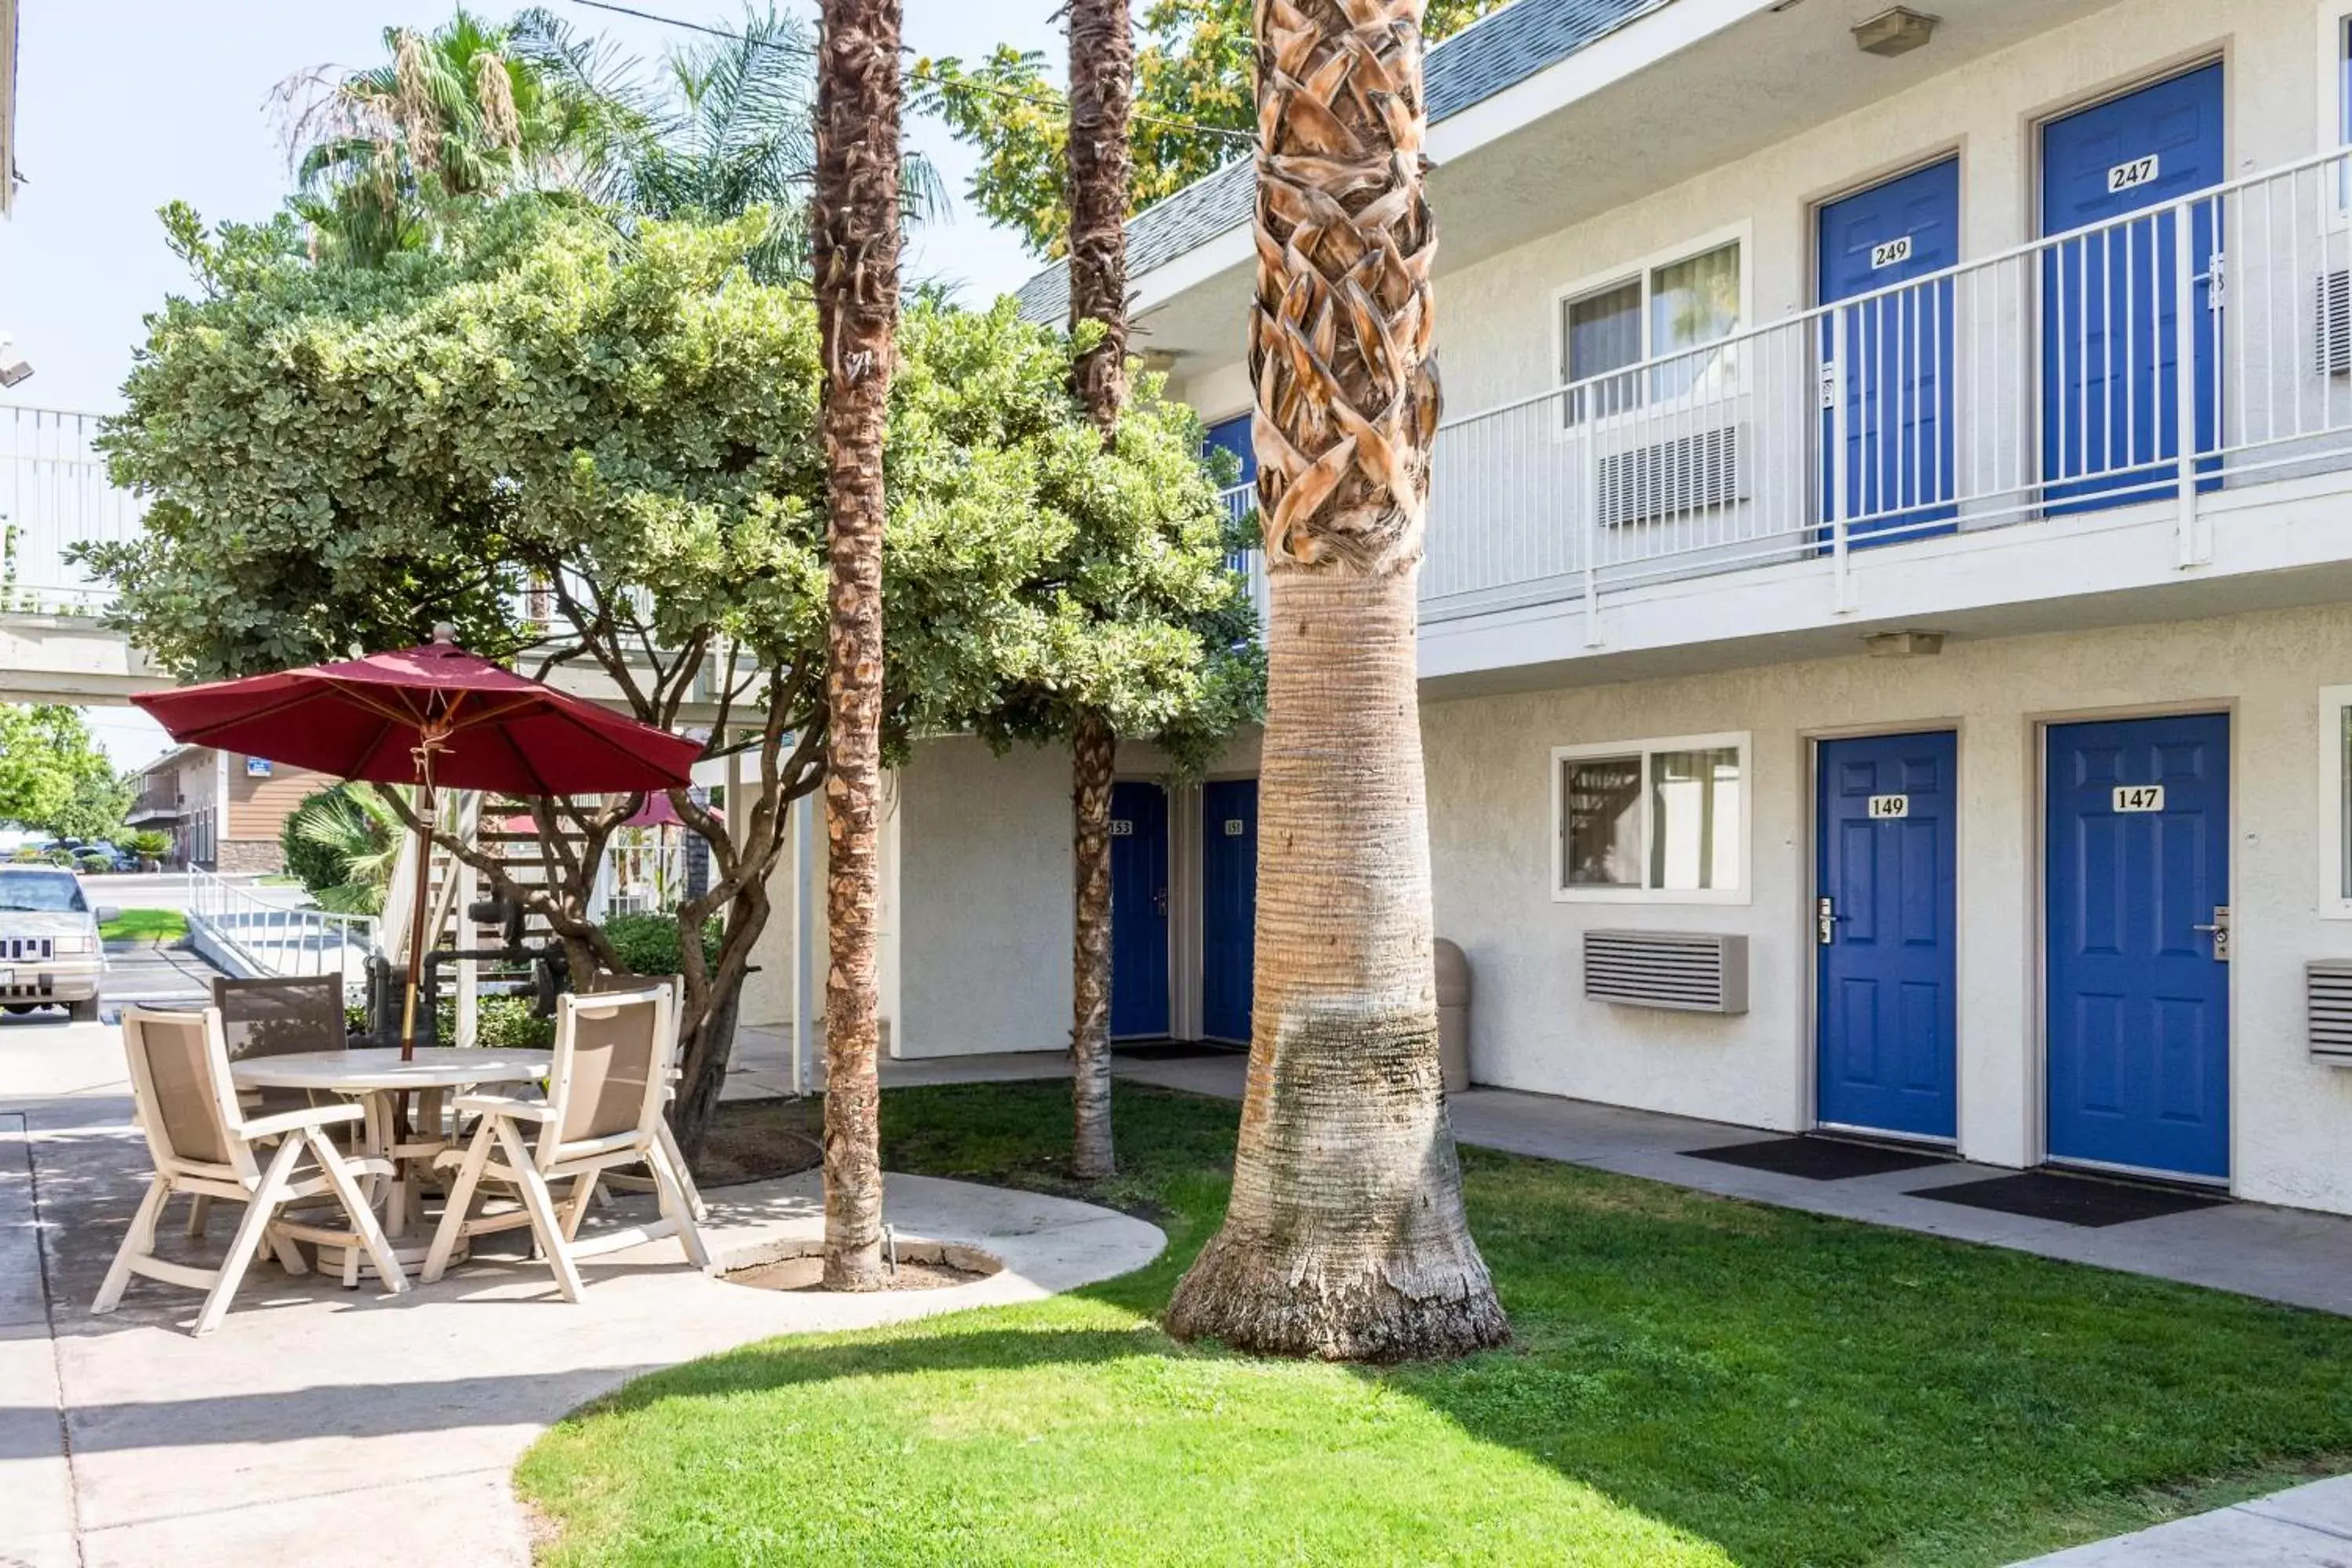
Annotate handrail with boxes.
[1442,140,2352,434]
[184,867,379,986]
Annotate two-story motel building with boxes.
[851,0,2352,1218]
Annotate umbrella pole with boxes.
[397,760,440,1062]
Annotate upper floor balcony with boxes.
[1412,145,2352,691]
[1,406,142,618]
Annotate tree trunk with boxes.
[1069,706,1117,1178]
[1064,0,1134,1179]
[1165,0,1507,1362]
[1065,0,1133,433]
[813,0,902,1293]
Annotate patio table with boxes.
[230,1047,550,1272]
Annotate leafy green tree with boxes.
[0,706,132,840]
[87,199,1243,1156]
[915,0,1511,258]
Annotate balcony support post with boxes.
[1580,428,1602,647]
[2172,204,2202,570]
[1828,308,1853,612]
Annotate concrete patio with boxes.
[0,1023,1163,1568]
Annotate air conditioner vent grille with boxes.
[2318,271,2352,377]
[1584,930,1748,1014]
[1596,425,1748,528]
[2310,961,2352,1064]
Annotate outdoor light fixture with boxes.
[1853,7,1939,57]
[0,335,31,388]
[1864,630,1947,658]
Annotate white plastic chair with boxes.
[96,1006,408,1337]
[423,985,710,1301]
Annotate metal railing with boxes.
[184,867,379,983]
[0,407,143,616]
[1422,144,2352,624]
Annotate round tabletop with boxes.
[227,1047,550,1094]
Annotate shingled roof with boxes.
[1012,0,1675,323]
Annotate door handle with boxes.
[1817,896,1840,946]
[1153,888,1170,918]
[2191,906,2230,962]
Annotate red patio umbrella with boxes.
[133,628,703,1057]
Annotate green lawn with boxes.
[99,908,187,943]
[519,1085,2352,1566]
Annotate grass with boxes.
[519,1084,2352,1566]
[98,908,187,943]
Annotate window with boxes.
[2324,686,2352,917]
[1559,240,1744,421]
[1554,733,1750,902]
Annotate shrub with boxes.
[281,786,357,898]
[602,912,723,978]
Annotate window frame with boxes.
[1550,223,1754,430]
[2318,1,2352,220]
[2321,684,2352,919]
[1551,731,1754,906]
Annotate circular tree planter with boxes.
[717,1236,1004,1294]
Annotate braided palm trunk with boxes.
[1165,0,1508,1361]
[813,0,902,1292]
[1065,0,1136,1181]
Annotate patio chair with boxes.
[422,985,710,1301]
[95,1006,409,1337]
[187,975,354,1240]
[573,970,710,1223]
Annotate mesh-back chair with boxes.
[96,1006,408,1336]
[190,975,354,1240]
[423,985,710,1301]
[573,971,708,1222]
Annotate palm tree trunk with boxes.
[1164,0,1507,1361]
[813,0,902,1292]
[1064,0,1134,1179]
[1069,706,1117,1178]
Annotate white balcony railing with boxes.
[0,407,143,616]
[1423,145,2352,624]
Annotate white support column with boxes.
[453,792,480,1047]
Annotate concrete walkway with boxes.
[2011,1475,2352,1565]
[1,1025,1163,1568]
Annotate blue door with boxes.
[1816,731,1958,1139]
[1109,781,1170,1039]
[2040,64,2224,513]
[2046,714,2230,1180]
[1819,158,1961,546]
[1201,779,1258,1044]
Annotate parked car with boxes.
[0,866,112,1022]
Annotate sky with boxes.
[0,0,1065,768]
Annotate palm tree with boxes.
[520,5,946,285]
[288,783,406,915]
[1062,0,1137,1179]
[813,0,902,1292]
[1163,0,1509,1359]
[277,9,608,267]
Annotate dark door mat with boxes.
[1907,1170,2227,1227]
[1682,1135,1953,1181]
[1112,1041,1244,1061]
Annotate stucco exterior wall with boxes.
[1423,600,2352,1214]
[893,730,1266,1058]
[897,738,1078,1057]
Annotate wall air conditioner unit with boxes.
[2318,270,2352,376]
[1596,425,1747,528]
[2310,960,2352,1065]
[1583,930,1749,1014]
